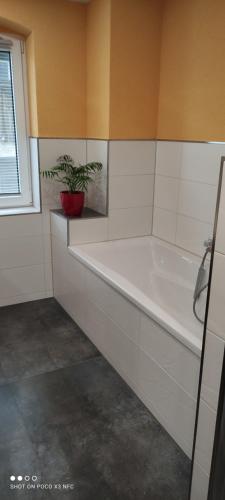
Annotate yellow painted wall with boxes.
[3,0,224,141]
[0,0,86,137]
[26,33,38,136]
[157,0,225,141]
[86,0,111,139]
[86,0,163,139]
[109,0,163,139]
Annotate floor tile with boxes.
[0,298,191,499]
[0,299,99,383]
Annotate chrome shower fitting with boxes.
[193,237,213,324]
[204,238,213,252]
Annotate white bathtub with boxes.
[69,236,206,357]
[52,232,205,457]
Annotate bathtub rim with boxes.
[68,237,203,358]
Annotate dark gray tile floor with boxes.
[0,298,191,499]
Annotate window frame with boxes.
[0,35,32,210]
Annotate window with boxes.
[0,35,32,211]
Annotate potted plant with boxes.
[42,154,103,216]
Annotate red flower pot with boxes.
[60,191,85,216]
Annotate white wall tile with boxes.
[152,207,176,243]
[108,207,152,240]
[105,317,140,384]
[30,138,39,172]
[0,236,44,270]
[87,140,108,167]
[85,298,140,385]
[86,140,108,215]
[42,233,52,263]
[156,141,182,177]
[84,295,109,348]
[86,269,140,345]
[178,181,217,224]
[140,313,200,398]
[39,139,86,208]
[0,265,46,302]
[176,215,213,256]
[65,259,87,329]
[69,218,108,245]
[191,462,209,500]
[180,142,224,185]
[44,261,53,292]
[41,211,54,295]
[0,212,53,305]
[208,251,225,339]
[52,235,86,325]
[0,214,43,238]
[109,174,154,209]
[50,212,68,244]
[39,138,86,168]
[0,138,91,307]
[195,399,217,474]
[154,176,179,212]
[29,138,41,211]
[137,348,197,455]
[40,176,62,210]
[109,140,155,176]
[0,291,52,307]
[41,209,51,234]
[201,330,224,411]
[154,141,221,256]
[58,267,140,389]
[52,236,70,313]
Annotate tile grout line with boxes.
[0,353,103,389]
[156,172,218,187]
[153,205,214,227]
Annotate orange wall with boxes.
[157,0,225,141]
[2,0,224,141]
[86,0,111,138]
[86,0,163,139]
[109,0,163,139]
[26,32,38,136]
[88,0,225,141]
[0,0,86,137]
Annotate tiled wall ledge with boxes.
[50,140,156,246]
[51,207,150,247]
[51,208,107,246]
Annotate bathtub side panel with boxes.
[52,235,199,457]
[51,235,87,331]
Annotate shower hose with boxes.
[193,247,211,325]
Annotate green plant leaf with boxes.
[41,156,103,192]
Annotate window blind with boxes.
[0,49,20,196]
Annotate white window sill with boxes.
[0,205,41,217]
